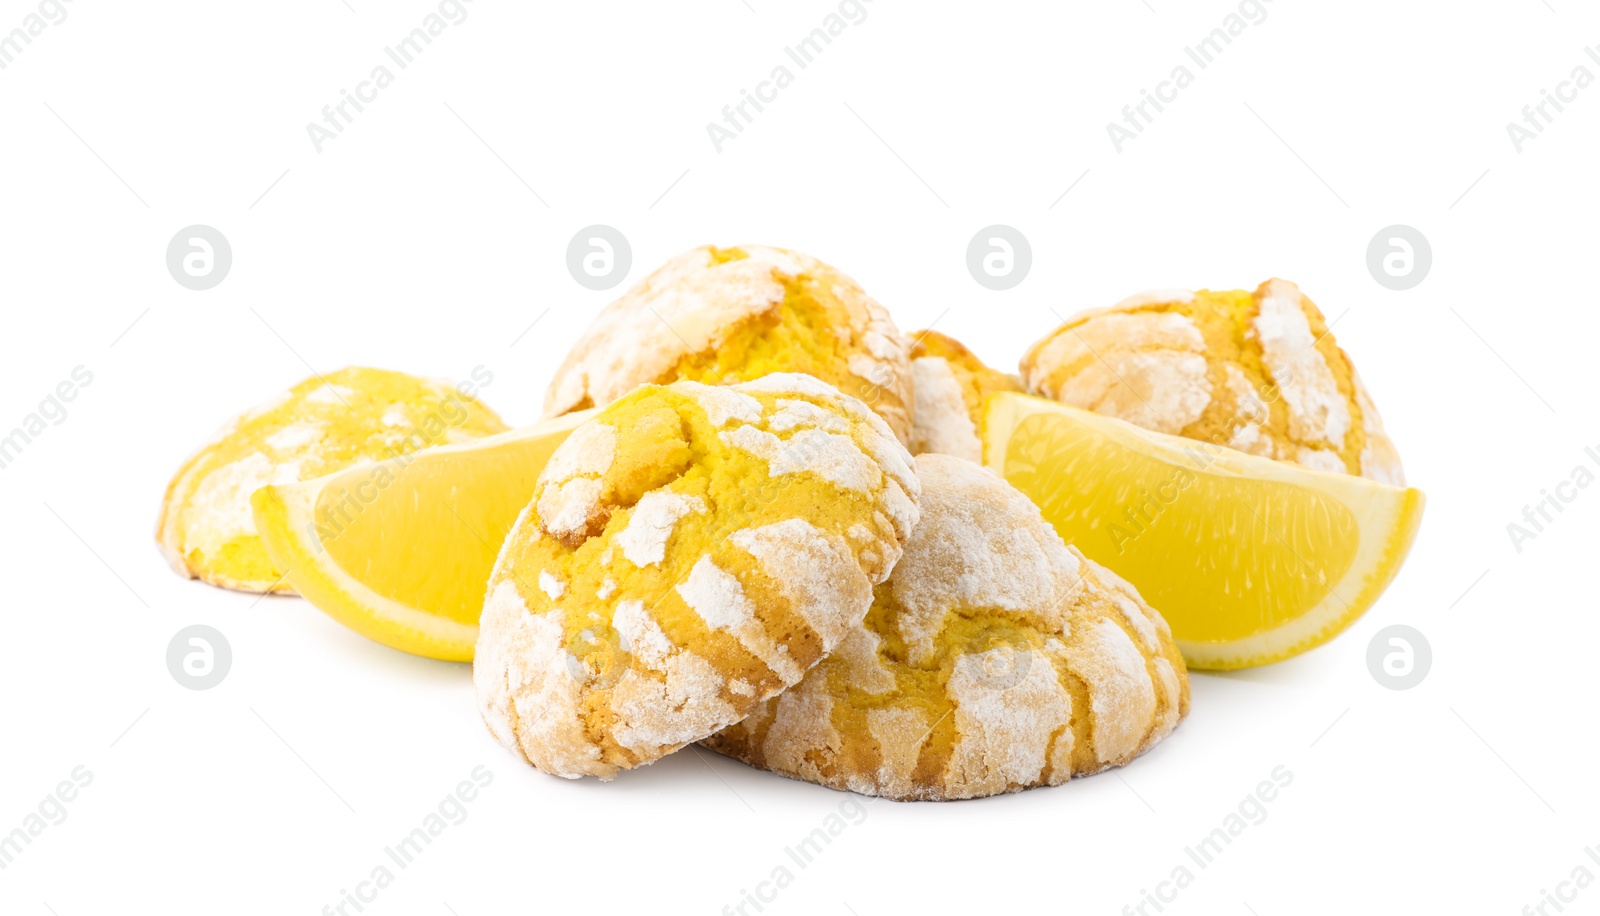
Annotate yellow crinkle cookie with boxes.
[543,244,915,446]
[157,367,506,593]
[475,374,921,780]
[702,453,1189,801]
[908,330,1023,461]
[1020,280,1404,484]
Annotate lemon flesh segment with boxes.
[252,412,593,661]
[982,393,1423,670]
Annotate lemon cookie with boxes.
[158,367,506,593]
[908,330,1023,461]
[543,244,915,446]
[475,374,921,780]
[1021,280,1404,484]
[702,453,1188,801]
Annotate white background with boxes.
[2,1,1597,913]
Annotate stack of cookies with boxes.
[474,246,1191,800]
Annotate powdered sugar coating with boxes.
[1112,288,1195,309]
[536,479,604,548]
[678,381,764,428]
[607,602,736,754]
[304,383,355,405]
[615,491,706,568]
[677,557,803,683]
[473,582,601,774]
[889,457,1082,665]
[1254,279,1350,450]
[769,398,850,434]
[730,519,875,644]
[702,454,1189,801]
[739,371,850,402]
[720,426,882,494]
[1027,310,1213,435]
[760,682,840,784]
[1352,369,1405,485]
[944,648,1072,798]
[1064,619,1159,763]
[538,571,566,600]
[184,453,304,561]
[539,422,617,483]
[907,330,1025,462]
[265,422,324,451]
[910,356,981,461]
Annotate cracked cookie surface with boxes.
[543,244,915,446]
[475,374,921,779]
[1021,280,1404,484]
[702,453,1188,801]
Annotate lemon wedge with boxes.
[982,393,1423,669]
[251,411,593,661]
